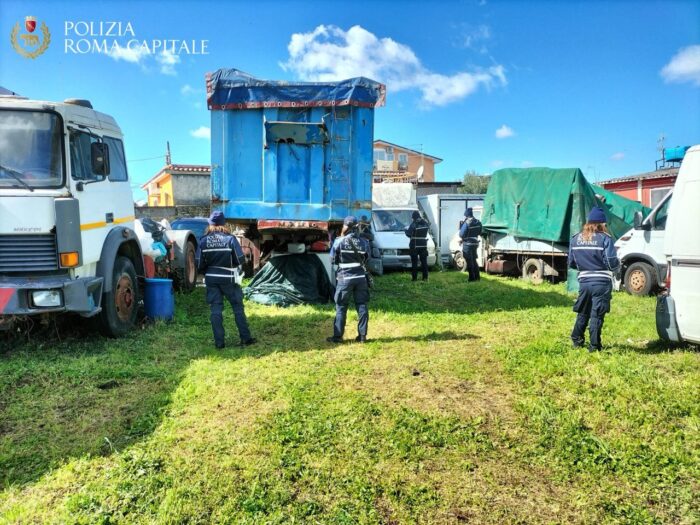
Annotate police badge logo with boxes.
[11,16,51,59]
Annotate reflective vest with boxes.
[197,232,243,285]
[332,234,369,281]
[406,219,430,249]
[568,231,620,284]
[459,217,482,247]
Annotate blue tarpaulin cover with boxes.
[206,69,386,110]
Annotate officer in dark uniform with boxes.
[568,207,620,352]
[327,216,371,344]
[405,210,430,281]
[196,211,256,349]
[459,208,482,281]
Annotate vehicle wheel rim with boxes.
[115,274,134,322]
[629,270,645,292]
[186,248,196,283]
[527,265,541,281]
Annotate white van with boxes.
[656,144,700,345]
[615,190,672,295]
[371,183,437,271]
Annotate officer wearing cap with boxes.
[405,210,430,281]
[196,211,256,349]
[459,208,482,281]
[568,207,620,352]
[327,216,371,344]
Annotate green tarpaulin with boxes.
[482,168,650,242]
[244,253,333,307]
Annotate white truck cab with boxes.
[0,96,196,336]
[371,183,436,270]
[615,190,672,295]
[657,144,700,345]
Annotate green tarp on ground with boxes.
[482,168,651,242]
[244,253,333,307]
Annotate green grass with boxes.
[0,272,698,524]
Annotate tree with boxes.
[459,170,491,194]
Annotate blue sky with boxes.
[1,0,699,200]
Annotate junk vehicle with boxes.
[615,191,670,296]
[657,144,700,345]
[479,167,648,289]
[371,182,437,271]
[0,95,198,336]
[615,145,689,296]
[417,193,484,269]
[206,69,385,284]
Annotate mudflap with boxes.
[656,294,682,343]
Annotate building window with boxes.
[650,187,671,208]
[398,153,408,170]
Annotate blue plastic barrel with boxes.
[144,278,174,321]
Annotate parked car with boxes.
[171,217,209,240]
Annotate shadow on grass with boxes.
[0,273,560,488]
[612,339,699,355]
[0,292,333,488]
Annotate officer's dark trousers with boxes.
[463,245,480,281]
[410,247,429,280]
[571,281,612,350]
[206,281,252,346]
[333,276,369,338]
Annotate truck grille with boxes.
[0,234,59,272]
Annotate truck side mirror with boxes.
[91,142,110,176]
[633,210,644,230]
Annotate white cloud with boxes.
[107,43,150,64]
[661,45,700,86]
[157,49,181,76]
[190,126,210,140]
[462,24,491,51]
[491,160,504,168]
[610,152,625,161]
[181,84,204,96]
[495,124,515,139]
[281,25,507,107]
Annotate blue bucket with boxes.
[144,278,174,321]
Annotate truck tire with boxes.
[453,251,468,272]
[522,258,544,285]
[624,262,655,296]
[174,239,197,293]
[99,256,139,337]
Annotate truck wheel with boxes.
[624,262,655,296]
[523,258,544,285]
[99,256,139,337]
[453,252,467,272]
[174,239,197,293]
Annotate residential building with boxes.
[598,167,678,208]
[141,164,211,207]
[373,140,442,183]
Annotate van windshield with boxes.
[373,209,415,232]
[0,110,64,189]
[652,193,672,230]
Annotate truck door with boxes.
[69,130,134,265]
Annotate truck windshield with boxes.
[373,209,415,232]
[0,110,63,189]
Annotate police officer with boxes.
[327,216,371,344]
[459,208,482,281]
[405,210,430,281]
[568,207,620,352]
[196,211,256,349]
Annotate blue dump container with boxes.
[144,278,174,321]
[206,69,386,223]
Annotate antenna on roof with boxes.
[165,141,172,165]
[655,134,666,170]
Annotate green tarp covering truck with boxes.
[480,168,650,289]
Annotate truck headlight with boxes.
[32,290,63,308]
